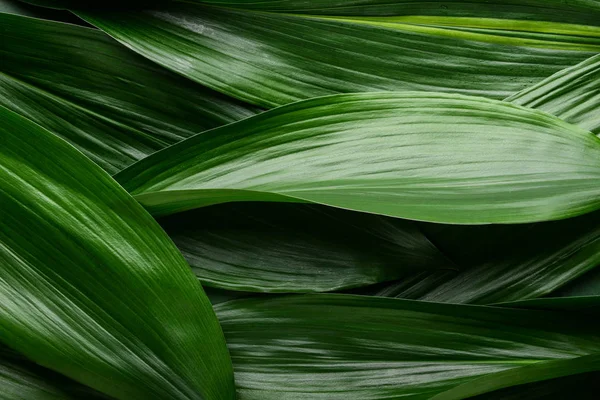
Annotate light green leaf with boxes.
[215,294,600,399]
[0,346,109,400]
[0,106,235,400]
[76,1,600,107]
[507,54,600,136]
[0,13,258,174]
[115,92,600,224]
[160,202,453,292]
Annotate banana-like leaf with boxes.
[215,294,600,399]
[116,92,600,224]
[1,346,110,400]
[0,13,258,174]
[75,1,600,107]
[0,107,235,400]
[507,54,600,135]
[160,202,453,292]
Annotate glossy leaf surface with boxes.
[216,294,600,399]
[507,54,600,135]
[160,202,453,292]
[0,107,235,400]
[77,2,600,107]
[116,92,600,224]
[0,13,257,173]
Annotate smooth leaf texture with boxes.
[215,294,600,399]
[116,92,600,224]
[0,13,258,174]
[496,296,600,314]
[77,1,600,107]
[0,0,83,23]
[160,202,453,292]
[507,53,600,135]
[0,346,109,400]
[0,107,235,400]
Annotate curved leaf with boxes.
[0,0,82,23]
[0,346,109,400]
[496,296,600,314]
[116,92,600,224]
[507,54,600,135]
[432,354,600,400]
[160,202,453,292]
[215,294,600,399]
[0,107,235,400]
[0,13,258,174]
[76,2,600,107]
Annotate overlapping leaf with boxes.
[116,92,600,224]
[73,1,600,107]
[507,54,600,136]
[0,13,258,173]
[160,202,453,292]
[216,294,600,399]
[0,107,235,400]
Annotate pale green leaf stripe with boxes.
[507,54,600,136]
[116,92,600,224]
[160,203,454,292]
[77,2,599,107]
[0,13,258,174]
[0,107,235,400]
[215,294,600,399]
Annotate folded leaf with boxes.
[215,294,600,399]
[160,202,453,292]
[0,346,109,400]
[116,92,600,224]
[0,107,235,400]
[76,2,600,107]
[507,54,600,135]
[0,13,258,174]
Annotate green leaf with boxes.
[0,106,235,400]
[160,202,453,292]
[115,92,600,224]
[76,1,600,107]
[0,346,109,400]
[0,13,258,174]
[495,296,600,314]
[215,294,600,399]
[432,354,600,400]
[507,54,600,136]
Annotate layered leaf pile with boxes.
[1,0,599,399]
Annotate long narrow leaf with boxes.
[115,92,600,224]
[160,203,453,292]
[0,13,258,173]
[215,294,600,399]
[0,107,235,400]
[507,54,600,135]
[76,2,600,107]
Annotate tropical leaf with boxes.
[215,294,600,399]
[160,202,453,292]
[496,296,600,314]
[0,13,258,174]
[73,1,600,107]
[0,0,82,23]
[0,346,110,400]
[507,53,600,136]
[0,106,235,400]
[115,92,600,224]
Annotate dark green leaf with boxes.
[0,107,235,400]
[507,54,600,135]
[1,345,110,400]
[77,2,600,107]
[0,13,258,174]
[160,202,453,292]
[216,294,600,399]
[496,296,600,314]
[116,92,600,224]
